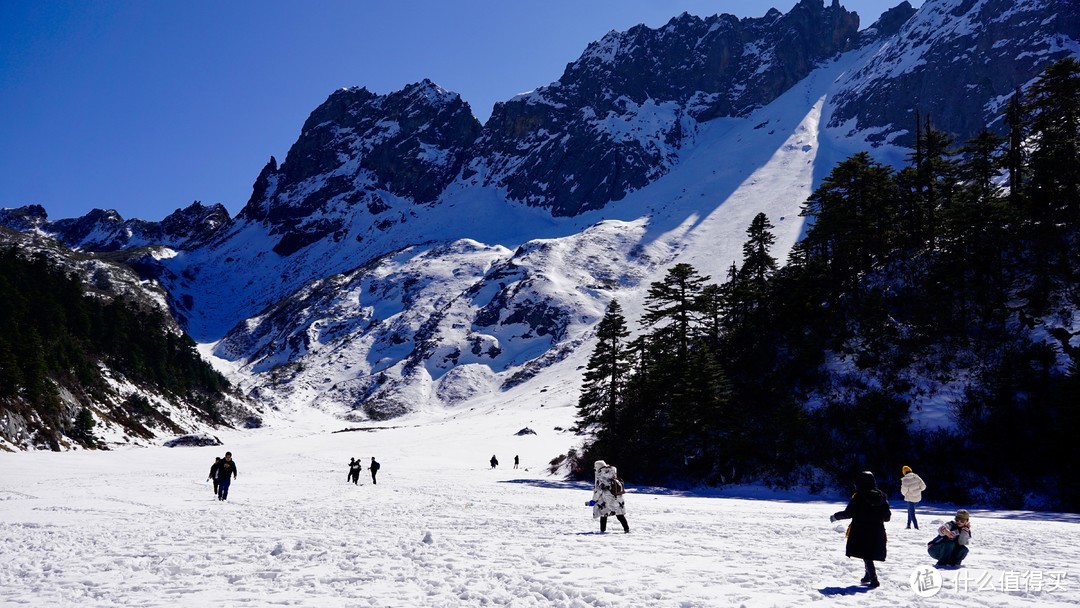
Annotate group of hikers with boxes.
[828,465,971,588]
[206,449,967,589]
[206,452,237,501]
[347,457,381,485]
[488,454,520,469]
[591,459,969,589]
[205,453,382,500]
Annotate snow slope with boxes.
[2,392,1078,607]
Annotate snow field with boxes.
[2,403,1079,607]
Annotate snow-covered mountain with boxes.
[0,227,260,451]
[2,0,1077,443]
[0,201,230,252]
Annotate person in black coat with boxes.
[347,458,361,485]
[207,457,222,494]
[830,471,891,588]
[217,452,238,501]
[369,457,380,484]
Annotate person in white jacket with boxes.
[900,465,928,529]
[589,460,629,533]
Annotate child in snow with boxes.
[347,458,361,485]
[589,460,629,533]
[490,455,498,469]
[928,509,971,567]
[830,471,891,588]
[900,465,927,529]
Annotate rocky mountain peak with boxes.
[236,80,482,256]
[830,0,1079,147]
[469,0,859,216]
[0,204,50,231]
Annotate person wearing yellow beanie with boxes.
[900,466,927,529]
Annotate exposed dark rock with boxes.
[830,0,1079,147]
[470,0,859,216]
[163,433,223,447]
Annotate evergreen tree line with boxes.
[0,248,230,446]
[572,58,1080,510]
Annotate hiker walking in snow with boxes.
[900,465,927,529]
[830,471,891,588]
[490,455,498,469]
[514,455,519,469]
[928,509,972,567]
[347,458,362,485]
[589,460,629,533]
[217,452,238,501]
[207,457,222,494]
[369,457,380,484]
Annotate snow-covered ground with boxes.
[2,396,1078,607]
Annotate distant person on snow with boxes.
[830,471,891,588]
[589,460,629,533]
[490,455,498,469]
[207,457,222,494]
[217,452,238,501]
[928,509,972,567]
[900,465,927,529]
[348,458,362,485]
[370,457,380,484]
[514,455,519,469]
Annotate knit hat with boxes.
[594,460,608,470]
[902,465,912,475]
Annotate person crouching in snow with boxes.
[928,509,971,567]
[589,460,629,533]
[830,471,891,588]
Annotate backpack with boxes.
[611,477,625,496]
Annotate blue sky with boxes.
[0,0,915,221]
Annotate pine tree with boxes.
[71,407,96,444]
[739,212,778,295]
[800,152,897,292]
[642,263,711,365]
[1026,57,1080,226]
[575,300,631,434]
[1006,87,1026,207]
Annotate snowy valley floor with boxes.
[1,405,1079,607]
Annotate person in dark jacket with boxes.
[217,452,238,501]
[490,455,498,469]
[347,458,361,485]
[207,457,222,494]
[370,457,380,484]
[830,471,892,588]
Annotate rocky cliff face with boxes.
[237,80,482,256]
[829,0,1080,146]
[0,201,231,252]
[469,0,860,216]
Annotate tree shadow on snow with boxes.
[498,479,845,504]
[818,585,873,596]
[499,479,594,491]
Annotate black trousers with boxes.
[863,559,877,581]
[600,515,629,532]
